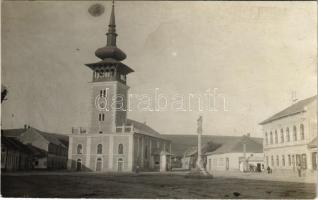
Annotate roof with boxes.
[183,141,221,157]
[260,96,317,125]
[206,135,263,155]
[308,137,317,148]
[26,144,47,158]
[1,136,33,155]
[2,128,26,138]
[2,127,69,147]
[164,134,263,156]
[127,119,168,141]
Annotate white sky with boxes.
[2,1,317,137]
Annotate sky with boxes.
[1,1,317,137]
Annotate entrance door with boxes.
[226,158,229,170]
[76,159,82,171]
[118,158,123,172]
[312,152,317,170]
[96,158,102,171]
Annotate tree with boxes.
[1,85,8,103]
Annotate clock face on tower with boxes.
[95,95,108,111]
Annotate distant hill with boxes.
[164,134,263,156]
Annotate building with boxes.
[2,126,68,169]
[181,141,221,170]
[259,95,317,173]
[1,136,33,171]
[67,2,171,172]
[206,135,264,172]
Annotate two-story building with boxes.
[260,96,317,173]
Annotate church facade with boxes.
[67,2,171,172]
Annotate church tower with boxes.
[86,1,134,134]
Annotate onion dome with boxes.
[95,1,127,61]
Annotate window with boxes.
[301,154,307,169]
[77,144,82,154]
[300,124,305,140]
[286,128,290,142]
[100,90,103,97]
[266,156,269,167]
[144,146,148,159]
[293,126,297,141]
[282,155,285,167]
[274,130,278,144]
[271,156,274,166]
[288,155,291,166]
[270,132,273,144]
[265,132,268,145]
[280,129,284,143]
[99,113,105,121]
[118,144,123,154]
[276,155,279,166]
[97,144,102,154]
[103,90,106,97]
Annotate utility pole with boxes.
[197,116,203,169]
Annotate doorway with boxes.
[76,159,82,171]
[96,158,102,171]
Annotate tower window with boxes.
[100,90,103,97]
[102,113,105,121]
[103,90,106,97]
[97,144,103,154]
[118,144,123,154]
[77,144,83,154]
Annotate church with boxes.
[67,2,171,172]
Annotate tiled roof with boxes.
[2,127,69,147]
[126,119,168,140]
[1,136,33,155]
[206,135,263,155]
[260,96,317,125]
[2,128,26,138]
[165,134,263,156]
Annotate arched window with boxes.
[276,155,279,166]
[280,128,284,143]
[118,144,123,154]
[77,144,82,154]
[300,124,305,140]
[97,144,102,154]
[102,113,105,121]
[270,132,273,144]
[293,126,297,141]
[265,132,268,145]
[286,128,290,142]
[274,130,278,144]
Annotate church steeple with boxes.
[106,0,117,47]
[95,0,127,61]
